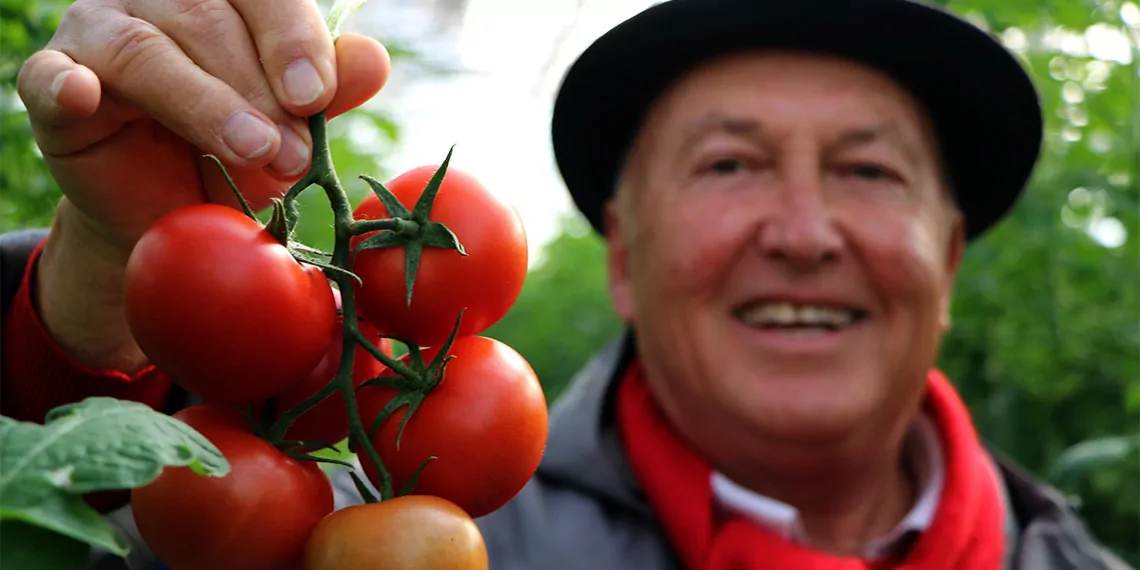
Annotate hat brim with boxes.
[551,0,1043,241]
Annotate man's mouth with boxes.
[733,301,869,334]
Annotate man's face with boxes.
[605,52,965,459]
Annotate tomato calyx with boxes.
[360,309,465,445]
[351,146,469,307]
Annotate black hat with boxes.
[551,0,1043,241]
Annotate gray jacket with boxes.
[0,229,1130,570]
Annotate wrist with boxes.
[36,200,150,373]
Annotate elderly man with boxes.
[0,0,1128,569]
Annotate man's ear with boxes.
[939,210,966,331]
[604,200,637,323]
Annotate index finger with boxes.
[229,0,338,117]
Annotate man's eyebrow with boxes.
[676,113,764,152]
[830,121,922,163]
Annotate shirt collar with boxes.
[710,412,946,559]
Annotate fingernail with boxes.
[283,59,324,107]
[223,112,276,160]
[50,70,71,104]
[271,126,311,177]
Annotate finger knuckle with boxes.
[169,0,232,30]
[104,18,171,82]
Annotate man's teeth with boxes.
[738,302,858,329]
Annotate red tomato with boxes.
[125,204,337,404]
[132,405,334,570]
[271,289,393,446]
[350,166,528,348]
[302,495,488,570]
[356,336,547,518]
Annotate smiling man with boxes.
[459,1,1131,569]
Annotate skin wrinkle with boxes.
[603,50,966,556]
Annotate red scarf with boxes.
[616,361,1005,570]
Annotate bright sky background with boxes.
[338,0,1138,260]
[342,0,660,264]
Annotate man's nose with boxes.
[755,174,843,271]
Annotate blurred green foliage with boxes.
[1,0,1137,566]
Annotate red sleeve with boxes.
[2,239,177,512]
[1,238,174,423]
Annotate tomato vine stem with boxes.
[273,110,397,502]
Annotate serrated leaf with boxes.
[360,175,410,218]
[410,146,455,224]
[419,221,467,255]
[325,0,367,40]
[354,230,413,252]
[0,398,230,553]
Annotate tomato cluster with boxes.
[123,161,545,570]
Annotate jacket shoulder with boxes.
[476,474,681,570]
[993,450,1135,570]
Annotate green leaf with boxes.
[1049,434,1140,484]
[410,146,455,224]
[0,398,230,554]
[325,0,367,40]
[0,518,92,570]
[419,221,467,255]
[360,175,410,218]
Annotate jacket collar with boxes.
[535,330,652,518]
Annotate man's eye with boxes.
[849,164,892,180]
[708,158,744,175]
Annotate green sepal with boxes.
[410,146,455,224]
[402,241,424,307]
[353,230,413,253]
[291,242,333,258]
[348,469,380,504]
[426,309,466,383]
[360,175,410,218]
[285,452,355,469]
[279,440,342,454]
[203,154,258,222]
[393,395,424,451]
[266,199,292,246]
[419,221,467,255]
[397,456,437,497]
[290,248,363,286]
[359,374,413,392]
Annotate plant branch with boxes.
[300,111,396,501]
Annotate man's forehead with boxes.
[629,52,941,157]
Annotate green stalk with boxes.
[273,111,395,501]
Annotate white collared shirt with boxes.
[710,413,946,559]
